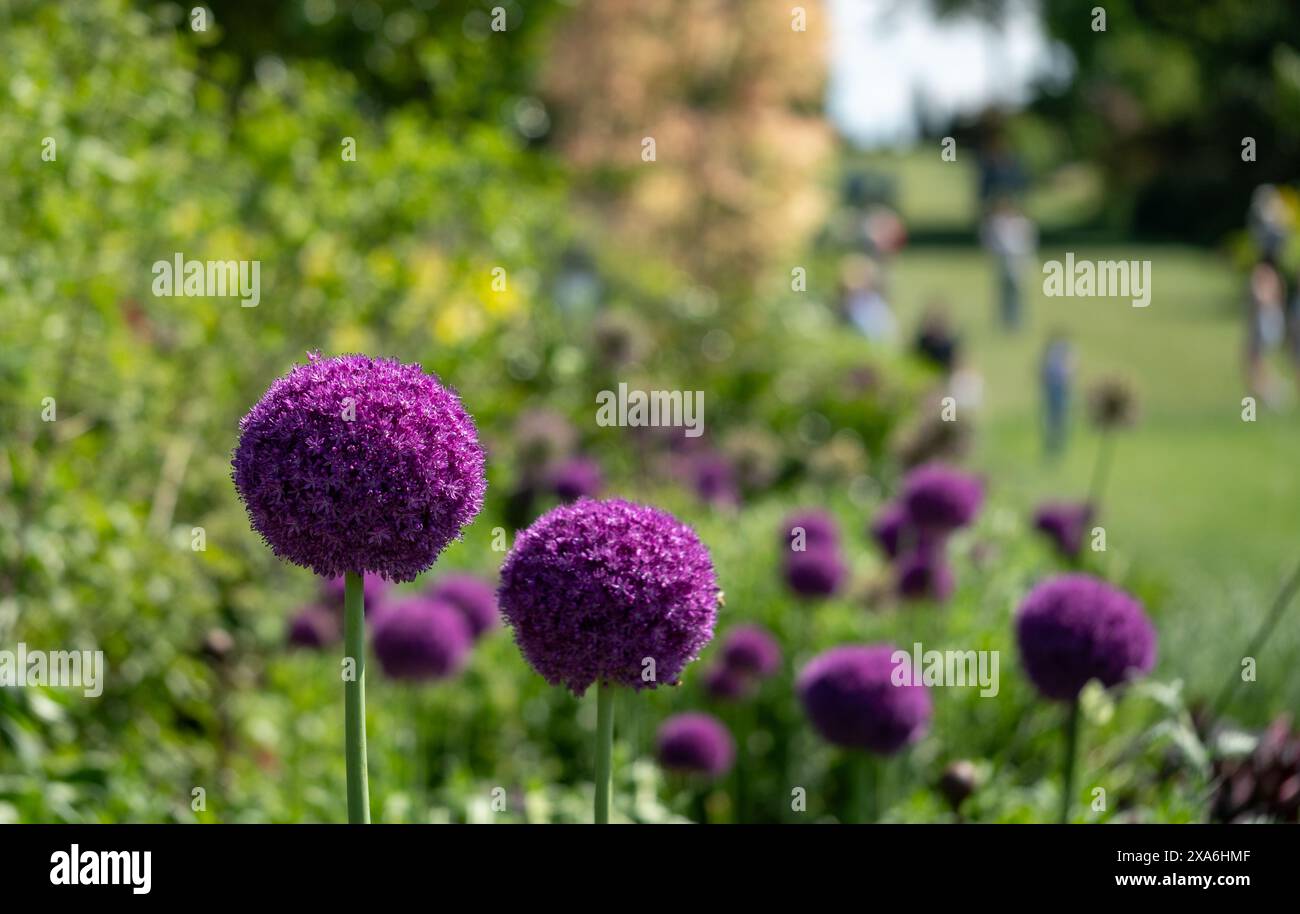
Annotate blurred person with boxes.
[840,254,897,343]
[981,197,1037,332]
[1246,259,1287,404]
[1249,185,1292,268]
[862,204,907,260]
[1040,330,1075,457]
[913,305,959,374]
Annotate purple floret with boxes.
[371,596,472,682]
[497,498,720,695]
[548,455,604,502]
[784,546,847,599]
[1032,502,1094,559]
[232,353,486,582]
[900,463,984,532]
[781,509,840,552]
[426,573,499,640]
[656,712,736,777]
[692,453,741,507]
[287,605,340,649]
[721,624,782,679]
[1016,573,1157,701]
[798,644,933,754]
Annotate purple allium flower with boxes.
[656,713,735,777]
[232,353,486,582]
[1016,574,1157,701]
[781,509,840,552]
[895,548,955,603]
[702,664,754,701]
[371,596,473,681]
[1033,502,1094,559]
[691,453,741,507]
[720,624,782,679]
[783,546,847,599]
[797,645,933,753]
[322,573,391,615]
[548,455,604,502]
[287,605,340,649]
[426,573,499,640]
[497,498,720,695]
[900,463,984,533]
[870,502,908,560]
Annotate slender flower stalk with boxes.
[1212,557,1300,717]
[594,682,615,824]
[1086,431,1115,509]
[1059,699,1080,824]
[344,572,370,824]
[854,752,878,824]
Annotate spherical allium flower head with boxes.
[691,452,741,507]
[287,605,340,649]
[901,463,984,532]
[321,572,391,615]
[233,353,486,582]
[548,455,604,502]
[702,664,754,701]
[1033,502,1094,559]
[798,644,932,753]
[783,546,847,599]
[721,624,782,679]
[425,573,499,640]
[895,548,955,603]
[371,596,472,682]
[1087,377,1139,430]
[656,713,735,778]
[870,502,908,560]
[497,498,720,695]
[781,509,840,552]
[1016,574,1157,701]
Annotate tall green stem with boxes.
[594,681,615,824]
[853,752,878,824]
[344,571,370,823]
[1059,699,1080,824]
[1087,432,1115,509]
[1212,557,1300,718]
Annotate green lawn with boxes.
[885,244,1300,720]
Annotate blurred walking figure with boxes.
[1246,259,1287,404]
[981,197,1037,331]
[1040,330,1075,457]
[1248,185,1291,267]
[840,254,897,344]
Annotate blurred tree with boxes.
[940,0,1300,241]
[539,0,834,294]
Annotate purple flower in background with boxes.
[691,452,741,507]
[371,596,473,681]
[869,501,908,560]
[784,546,846,599]
[1016,574,1157,701]
[721,624,782,679]
[549,455,604,502]
[426,573,499,640]
[1033,502,1094,559]
[798,644,932,754]
[702,664,754,701]
[900,463,983,533]
[656,713,735,777]
[322,573,391,615]
[895,548,955,603]
[781,509,840,552]
[287,605,341,649]
[497,498,720,694]
[232,353,486,582]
